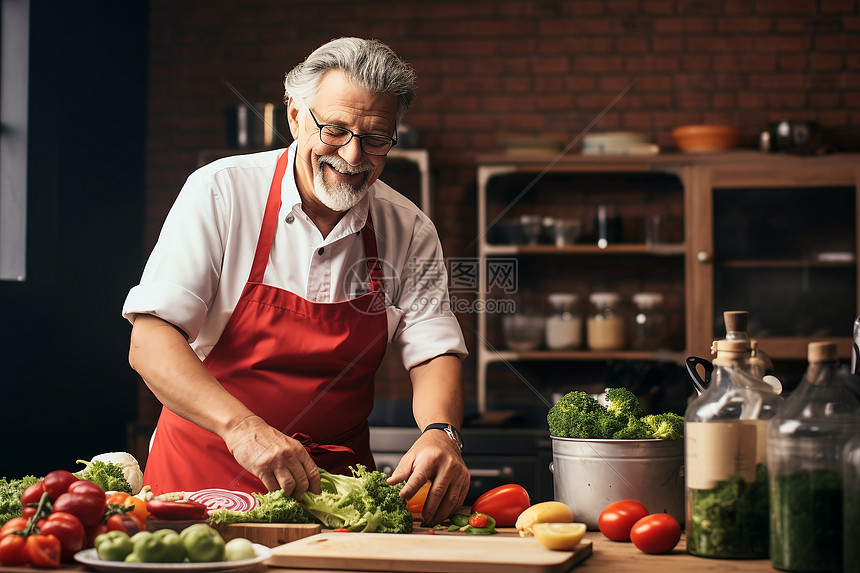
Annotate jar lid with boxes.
[632,292,663,307]
[589,292,620,305]
[548,293,579,305]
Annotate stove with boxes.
[370,426,554,504]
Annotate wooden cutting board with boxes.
[213,523,321,547]
[267,531,592,572]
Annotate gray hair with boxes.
[284,37,416,121]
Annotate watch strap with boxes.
[423,422,464,451]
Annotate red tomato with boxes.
[85,523,108,548]
[468,513,488,527]
[52,486,107,527]
[0,517,28,539]
[43,470,79,502]
[106,513,141,536]
[598,500,649,541]
[0,534,29,565]
[66,480,105,497]
[21,481,47,506]
[630,513,681,554]
[470,484,531,527]
[38,512,86,562]
[25,534,61,568]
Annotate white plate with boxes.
[74,544,271,573]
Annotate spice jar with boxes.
[767,342,860,572]
[545,293,582,350]
[586,292,624,350]
[685,313,782,559]
[630,292,666,350]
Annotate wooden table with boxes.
[7,531,781,573]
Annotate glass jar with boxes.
[767,342,860,572]
[545,293,582,350]
[685,327,782,559]
[586,292,624,350]
[844,429,860,573]
[630,292,666,350]
[852,313,860,376]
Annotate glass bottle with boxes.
[685,321,782,559]
[768,342,860,572]
[630,292,666,350]
[545,293,582,350]
[586,292,624,350]
[844,429,860,573]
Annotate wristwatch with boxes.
[423,423,464,451]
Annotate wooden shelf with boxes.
[482,243,686,256]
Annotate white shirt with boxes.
[123,143,468,369]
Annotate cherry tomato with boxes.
[598,500,649,541]
[21,481,47,506]
[406,481,431,513]
[470,484,531,527]
[22,506,37,519]
[38,512,86,562]
[25,534,61,568]
[629,513,681,554]
[43,470,79,502]
[0,517,28,539]
[468,513,488,528]
[0,534,29,566]
[107,492,148,527]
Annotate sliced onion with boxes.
[187,488,258,512]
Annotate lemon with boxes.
[532,522,587,551]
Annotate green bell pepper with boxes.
[180,523,225,563]
[133,528,187,563]
[95,531,134,562]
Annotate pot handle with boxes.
[685,356,713,395]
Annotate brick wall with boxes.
[142,0,860,419]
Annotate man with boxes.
[123,38,469,524]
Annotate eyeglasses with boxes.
[308,109,397,156]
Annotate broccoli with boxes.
[75,459,131,493]
[605,387,644,421]
[548,388,684,441]
[299,465,412,533]
[642,413,684,440]
[209,490,311,525]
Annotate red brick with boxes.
[754,35,812,51]
[811,53,845,70]
[652,37,684,52]
[779,54,809,70]
[756,0,817,13]
[820,0,856,12]
[847,16,860,31]
[616,37,650,52]
[815,34,860,51]
[642,0,675,14]
[712,92,738,109]
[765,92,807,108]
[533,57,571,74]
[573,56,623,73]
[750,73,808,90]
[809,92,841,107]
[717,16,774,33]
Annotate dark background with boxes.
[0,1,149,477]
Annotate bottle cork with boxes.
[723,311,749,334]
[807,341,838,364]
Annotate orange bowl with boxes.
[672,124,742,152]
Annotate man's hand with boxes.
[223,415,322,498]
[387,429,470,525]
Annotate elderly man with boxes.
[123,37,469,524]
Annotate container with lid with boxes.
[685,312,782,559]
[767,341,860,572]
[630,292,666,350]
[586,292,624,350]
[545,293,582,350]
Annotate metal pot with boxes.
[550,436,685,530]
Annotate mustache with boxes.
[317,154,374,175]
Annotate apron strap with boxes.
[291,432,355,459]
[362,211,385,293]
[248,150,290,284]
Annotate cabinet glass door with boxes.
[711,184,856,352]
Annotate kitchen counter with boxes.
[9,531,781,573]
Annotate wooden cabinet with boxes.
[475,152,860,413]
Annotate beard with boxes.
[313,154,375,212]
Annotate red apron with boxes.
[143,150,389,494]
